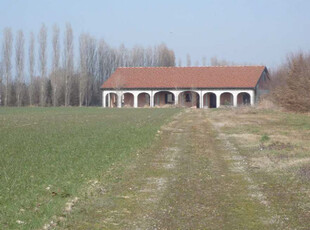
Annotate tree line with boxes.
[0,23,175,107]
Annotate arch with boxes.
[179,91,200,108]
[203,92,217,108]
[154,91,175,107]
[237,92,251,106]
[220,92,233,106]
[138,92,150,107]
[121,93,134,107]
[105,92,118,108]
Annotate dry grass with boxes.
[207,107,310,228]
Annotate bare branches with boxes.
[52,24,60,106]
[15,30,25,106]
[2,28,13,106]
[271,52,310,112]
[64,23,74,106]
[1,25,176,107]
[38,24,47,106]
[186,54,191,67]
[29,32,35,106]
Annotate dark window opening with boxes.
[185,93,191,102]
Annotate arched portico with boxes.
[179,91,200,108]
[220,92,233,106]
[103,89,255,108]
[154,91,175,107]
[237,92,251,106]
[122,93,134,107]
[203,92,217,108]
[138,92,150,107]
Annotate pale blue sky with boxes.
[1,0,310,69]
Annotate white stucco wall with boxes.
[102,89,255,108]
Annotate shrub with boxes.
[270,53,310,112]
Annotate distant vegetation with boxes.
[269,52,310,112]
[0,24,175,107]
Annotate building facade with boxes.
[101,66,269,108]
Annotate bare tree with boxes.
[78,33,97,106]
[29,32,35,106]
[15,30,25,106]
[79,34,87,106]
[186,54,191,67]
[38,24,47,106]
[202,56,207,66]
[178,58,182,67]
[210,56,229,66]
[64,23,74,106]
[131,45,145,67]
[52,24,60,106]
[2,28,13,106]
[158,43,175,67]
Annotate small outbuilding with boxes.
[101,66,269,108]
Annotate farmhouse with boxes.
[101,66,269,108]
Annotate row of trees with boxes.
[0,24,176,106]
[179,55,233,67]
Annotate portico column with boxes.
[174,92,179,106]
[108,93,111,107]
[216,93,221,108]
[134,94,138,108]
[200,91,203,109]
[117,92,122,108]
[150,91,154,107]
[250,91,255,106]
[233,93,238,107]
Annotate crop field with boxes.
[1,107,310,230]
[0,107,180,229]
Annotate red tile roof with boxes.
[101,66,266,89]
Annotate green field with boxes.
[0,107,180,229]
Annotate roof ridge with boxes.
[118,65,265,69]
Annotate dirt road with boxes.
[62,109,284,229]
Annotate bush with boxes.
[270,53,310,112]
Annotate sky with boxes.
[1,0,310,69]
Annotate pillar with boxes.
[108,93,111,107]
[174,92,179,106]
[134,94,138,108]
[117,92,122,108]
[200,91,203,109]
[233,93,238,107]
[150,91,154,107]
[216,93,221,108]
[250,91,255,106]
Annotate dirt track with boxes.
[62,109,285,229]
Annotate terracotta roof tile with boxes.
[101,66,266,89]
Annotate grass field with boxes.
[0,107,180,229]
